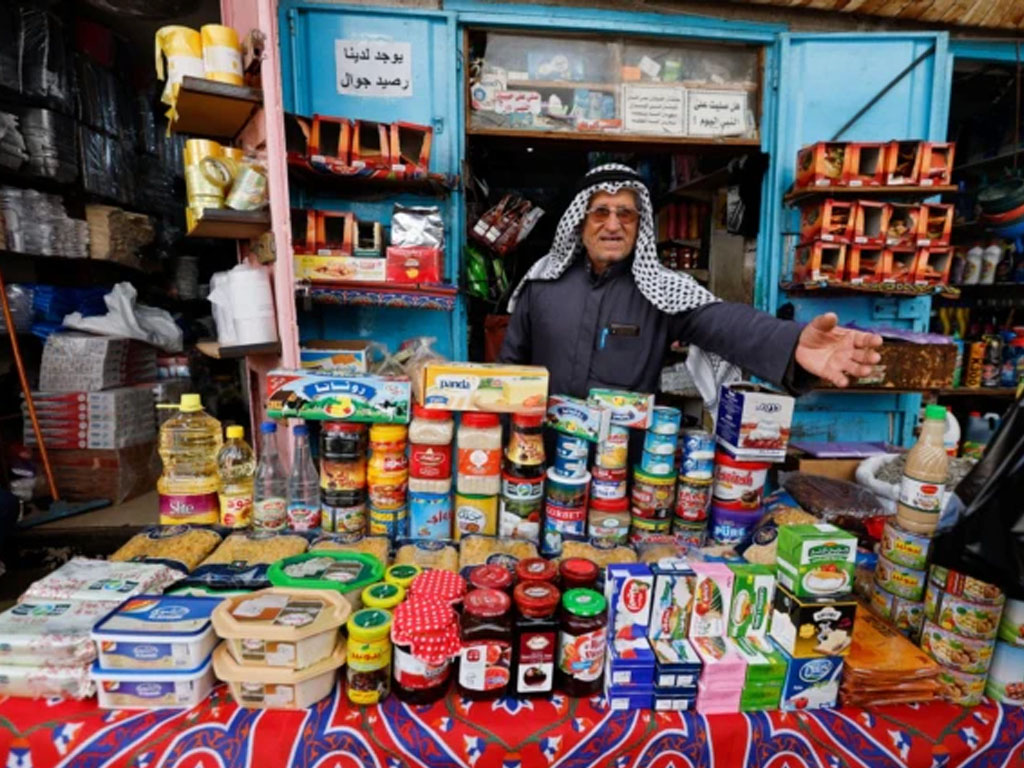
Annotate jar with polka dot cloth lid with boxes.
[390,597,461,704]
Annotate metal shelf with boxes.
[780,281,958,299]
[196,340,281,359]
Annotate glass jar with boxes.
[513,580,560,697]
[557,588,608,697]
[391,597,460,705]
[409,404,455,444]
[370,424,408,455]
[506,413,545,467]
[457,413,502,495]
[457,588,513,700]
[559,558,600,591]
[347,608,392,705]
[410,405,454,481]
[469,564,513,594]
[322,422,367,461]
[362,581,405,610]
[407,568,467,606]
[516,557,558,585]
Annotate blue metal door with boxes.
[759,32,952,445]
[279,3,466,360]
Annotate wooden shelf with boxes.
[505,79,619,92]
[186,209,271,239]
[467,126,760,149]
[780,281,958,299]
[659,167,730,204]
[287,160,456,197]
[196,340,281,359]
[297,282,458,311]
[170,76,262,139]
[784,185,958,205]
[936,387,1019,398]
[955,147,1024,175]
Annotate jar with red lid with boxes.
[469,563,514,593]
[407,568,467,606]
[457,413,502,496]
[513,581,560,697]
[390,597,461,704]
[559,558,599,591]
[557,588,608,697]
[409,405,454,481]
[457,588,513,700]
[516,557,558,585]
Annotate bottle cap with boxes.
[179,394,202,412]
[226,425,244,440]
[461,412,500,428]
[347,608,393,642]
[260,421,277,434]
[294,424,309,437]
[562,588,606,617]
[463,588,511,618]
[412,403,451,420]
[925,405,947,421]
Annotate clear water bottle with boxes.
[287,424,321,531]
[217,425,256,528]
[254,421,288,531]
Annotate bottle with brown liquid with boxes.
[896,405,950,537]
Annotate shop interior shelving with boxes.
[185,208,271,239]
[286,161,456,198]
[295,282,459,312]
[780,281,960,299]
[783,184,959,206]
[169,76,263,140]
[811,386,1019,397]
[195,340,282,359]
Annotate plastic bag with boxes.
[391,204,444,248]
[375,336,444,378]
[783,473,889,544]
[62,282,184,352]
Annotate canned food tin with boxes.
[369,505,408,540]
[920,620,995,674]
[551,452,589,479]
[649,406,682,436]
[499,497,542,542]
[712,452,768,509]
[672,519,707,547]
[708,502,762,545]
[592,465,626,483]
[929,589,1003,640]
[875,554,927,601]
[631,514,672,534]
[454,493,498,539]
[545,467,590,508]
[408,491,453,540]
[869,579,895,619]
[501,472,544,501]
[640,450,675,476]
[682,429,715,457]
[595,426,629,469]
[998,599,1024,646]
[322,501,367,535]
[589,497,630,544]
[643,431,678,456]
[880,520,933,570]
[674,477,712,522]
[555,433,589,460]
[542,502,587,557]
[590,474,627,501]
[892,596,925,638]
[680,454,714,481]
[940,667,988,707]
[632,468,676,512]
[928,564,1005,605]
[985,642,1024,705]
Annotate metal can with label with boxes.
[369,505,408,541]
[454,493,498,540]
[674,477,712,523]
[409,491,453,540]
[649,406,682,436]
[595,426,629,469]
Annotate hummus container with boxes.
[269,552,384,611]
[938,666,988,707]
[0,662,94,699]
[920,620,995,674]
[212,587,351,670]
[643,431,678,456]
[928,564,1005,605]
[875,554,927,601]
[92,595,220,670]
[92,656,214,709]
[0,599,109,667]
[985,641,1024,705]
[879,520,932,570]
[932,590,1003,640]
[998,598,1024,646]
[213,640,346,709]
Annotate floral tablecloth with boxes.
[1,685,1022,768]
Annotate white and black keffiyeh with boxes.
[508,162,740,415]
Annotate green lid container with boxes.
[268,551,385,611]
[562,587,606,617]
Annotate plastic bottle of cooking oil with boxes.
[217,425,256,528]
[158,394,223,525]
[896,404,949,537]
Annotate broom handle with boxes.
[0,269,59,500]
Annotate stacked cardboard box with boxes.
[23,388,156,449]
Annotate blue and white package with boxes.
[643,431,678,456]
[779,653,844,711]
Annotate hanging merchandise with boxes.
[157,394,222,525]
[200,24,244,86]
[470,194,544,256]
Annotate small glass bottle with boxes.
[457,588,513,701]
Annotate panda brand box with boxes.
[715,383,794,462]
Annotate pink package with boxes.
[692,636,747,681]
[689,563,735,638]
[697,683,741,714]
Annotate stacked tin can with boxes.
[868,520,932,640]
[631,406,680,540]
[541,433,591,556]
[588,425,629,545]
[319,423,368,538]
[367,424,409,542]
[987,599,1024,705]
[709,451,769,546]
[918,564,1005,706]
[674,427,714,546]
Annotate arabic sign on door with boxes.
[336,40,413,97]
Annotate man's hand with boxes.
[795,313,883,388]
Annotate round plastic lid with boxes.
[463,588,511,618]
[348,608,392,642]
[362,581,405,609]
[512,412,544,427]
[408,568,467,603]
[294,424,309,437]
[709,452,770,471]
[925,404,947,421]
[325,422,366,433]
[412,403,451,420]
[180,393,202,412]
[260,421,277,433]
[559,557,599,583]
[515,557,558,583]
[589,496,629,512]
[226,425,244,439]
[386,564,423,589]
[513,581,560,616]
[461,412,500,428]
[469,564,513,591]
[562,588,606,617]
[370,424,408,443]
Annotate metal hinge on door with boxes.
[433,117,445,135]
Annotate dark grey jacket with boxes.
[499,256,806,398]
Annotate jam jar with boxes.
[513,580,561,697]
[469,564,514,594]
[556,588,608,697]
[457,588,513,700]
[559,557,600,591]
[516,557,558,585]
[322,422,367,461]
[390,597,461,705]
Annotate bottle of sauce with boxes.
[500,413,546,540]
[390,597,460,705]
[458,589,513,700]
[896,404,950,536]
[556,588,608,697]
[513,580,560,697]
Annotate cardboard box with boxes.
[607,640,656,687]
[351,120,391,169]
[886,203,923,247]
[587,389,655,430]
[779,651,843,711]
[715,383,794,462]
[792,241,846,284]
[47,442,158,504]
[299,340,373,373]
[919,142,955,186]
[606,685,654,711]
[689,562,735,638]
[417,362,548,413]
[914,247,952,286]
[316,211,355,255]
[793,457,861,483]
[846,245,891,284]
[353,220,383,258]
[887,247,918,283]
[310,115,351,165]
[770,585,856,658]
[284,113,312,163]
[795,142,848,188]
[652,638,702,690]
[607,563,655,641]
[389,122,433,175]
[885,140,924,185]
[851,201,891,246]
[799,200,853,243]
[294,255,386,283]
[727,563,776,638]
[291,208,317,254]
[917,203,954,247]
[266,370,411,423]
[776,523,857,599]
[545,395,611,443]
[653,691,698,711]
[385,246,443,283]
[844,142,886,186]
[648,559,696,642]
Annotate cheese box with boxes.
[648,559,696,642]
[715,383,794,463]
[730,636,788,685]
[417,362,548,414]
[727,563,775,638]
[696,680,741,714]
[606,563,654,642]
[779,651,843,711]
[605,683,654,711]
[692,635,747,681]
[770,585,856,658]
[689,562,734,638]
[299,340,373,373]
[545,395,611,443]
[294,254,386,283]
[586,389,655,430]
[607,639,655,687]
[651,638,702,691]
[266,370,411,423]
[653,691,698,711]
[776,524,856,599]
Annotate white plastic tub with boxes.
[213,640,346,709]
[91,595,220,670]
[92,656,215,709]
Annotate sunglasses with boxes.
[586,206,639,225]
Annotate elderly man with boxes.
[499,164,882,402]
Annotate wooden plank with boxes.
[467,126,761,147]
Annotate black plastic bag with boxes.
[932,396,1024,599]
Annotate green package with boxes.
[776,524,857,599]
[727,563,776,638]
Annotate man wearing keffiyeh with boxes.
[500,163,882,412]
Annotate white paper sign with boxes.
[686,89,748,137]
[623,85,685,135]
[336,40,412,97]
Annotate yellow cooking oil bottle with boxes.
[217,426,256,528]
[158,394,223,525]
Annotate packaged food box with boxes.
[183,531,310,592]
[654,691,697,711]
[605,684,654,711]
[846,245,892,284]
[875,554,927,602]
[727,563,775,638]
[92,595,220,670]
[770,585,856,658]
[92,656,215,709]
[268,551,384,612]
[0,600,109,667]
[851,201,891,247]
[928,564,1005,605]
[696,680,741,714]
[779,653,843,711]
[689,562,734,638]
[415,362,547,413]
[919,620,995,675]
[792,241,846,284]
[211,587,352,671]
[386,246,443,283]
[294,254,386,282]
[984,642,1024,706]
[879,520,932,570]
[606,563,654,642]
[998,598,1024,647]
[648,559,696,642]
[267,370,411,423]
[799,199,853,243]
[586,389,655,430]
[20,557,184,603]
[926,588,1003,641]
[730,636,788,685]
[651,638,702,691]
[715,384,794,462]
[692,635,747,682]
[795,142,848,188]
[776,524,856,599]
[299,340,373,373]
[606,639,655,688]
[844,142,886,186]
[0,662,94,700]
[546,395,611,443]
[885,140,924,185]
[213,640,347,709]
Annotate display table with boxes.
[1,685,1022,767]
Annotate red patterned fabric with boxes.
[1,685,1021,768]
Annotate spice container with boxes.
[268,552,385,611]
[457,413,502,495]
[516,557,558,585]
[559,558,599,591]
[346,608,393,705]
[557,588,608,696]
[513,581,561,697]
[409,405,453,481]
[93,657,215,710]
[390,597,461,704]
[386,564,423,591]
[362,582,405,611]
[458,588,513,700]
[213,640,346,709]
